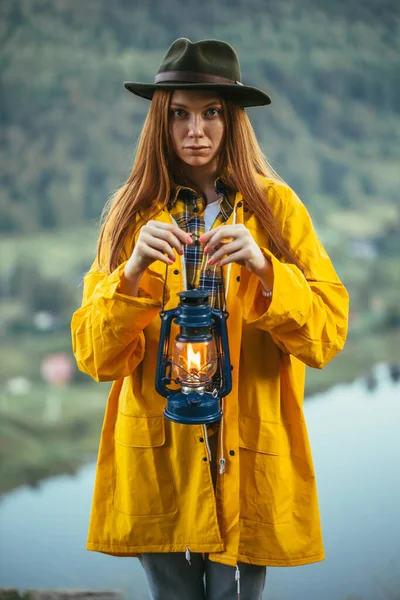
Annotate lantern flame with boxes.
[187,343,202,373]
[171,339,218,387]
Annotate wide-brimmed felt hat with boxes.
[124,38,271,108]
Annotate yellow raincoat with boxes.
[71,179,349,567]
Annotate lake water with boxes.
[1,364,399,600]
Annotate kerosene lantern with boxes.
[155,290,232,424]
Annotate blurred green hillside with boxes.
[0,0,399,381]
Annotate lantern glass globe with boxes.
[171,339,218,388]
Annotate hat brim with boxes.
[123,81,271,108]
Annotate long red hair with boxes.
[98,90,303,273]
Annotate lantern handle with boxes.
[161,263,169,315]
[155,307,178,398]
[221,264,227,312]
[211,308,232,398]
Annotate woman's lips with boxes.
[184,146,210,152]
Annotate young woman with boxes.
[71,38,349,600]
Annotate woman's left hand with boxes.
[199,224,271,277]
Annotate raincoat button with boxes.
[173,269,179,275]
[237,201,243,207]
[199,437,204,442]
[236,276,240,282]
[202,457,208,462]
[229,450,235,456]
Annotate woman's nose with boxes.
[188,115,204,138]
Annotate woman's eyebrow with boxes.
[170,101,222,109]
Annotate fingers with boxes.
[139,220,193,262]
[145,246,176,266]
[141,232,177,262]
[142,228,182,258]
[218,249,247,268]
[207,239,243,265]
[200,224,246,252]
[135,221,253,271]
[146,221,192,249]
[200,225,257,269]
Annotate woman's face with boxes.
[169,90,225,170]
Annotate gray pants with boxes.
[138,435,267,599]
[138,552,267,600]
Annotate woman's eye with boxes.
[171,109,186,117]
[206,108,220,117]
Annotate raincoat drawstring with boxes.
[218,202,236,476]
[219,397,226,474]
[203,423,212,461]
[235,564,241,598]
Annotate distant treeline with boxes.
[1,0,399,233]
[0,0,399,335]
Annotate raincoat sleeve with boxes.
[237,185,349,369]
[71,259,167,382]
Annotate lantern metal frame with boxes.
[155,289,232,425]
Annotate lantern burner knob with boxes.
[182,385,205,396]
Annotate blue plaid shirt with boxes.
[168,178,235,310]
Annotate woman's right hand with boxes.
[123,220,192,285]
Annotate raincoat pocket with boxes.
[239,416,293,525]
[113,413,178,517]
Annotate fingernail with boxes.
[186,237,192,244]
[199,236,205,242]
[180,249,184,255]
[204,246,209,254]
[207,258,213,265]
[215,261,221,266]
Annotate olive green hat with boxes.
[124,38,271,108]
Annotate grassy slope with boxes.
[0,383,110,494]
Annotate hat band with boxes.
[155,70,242,85]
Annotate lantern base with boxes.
[164,391,222,425]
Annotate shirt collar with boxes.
[168,177,234,210]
